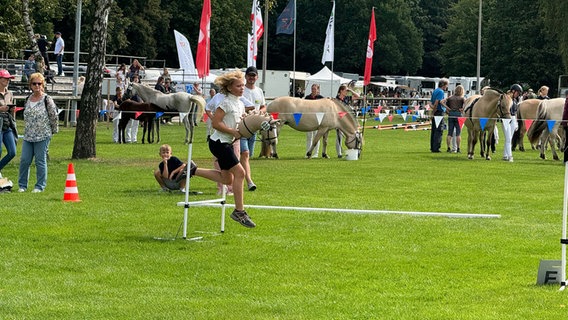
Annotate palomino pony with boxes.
[527,98,565,160]
[463,88,512,160]
[266,97,363,159]
[128,82,206,144]
[117,100,162,144]
[512,99,540,152]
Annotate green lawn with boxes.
[1,119,566,319]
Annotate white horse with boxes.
[527,98,565,160]
[128,82,206,144]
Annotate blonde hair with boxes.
[214,69,244,95]
[454,85,464,97]
[538,86,549,96]
[159,144,172,153]
[28,72,45,87]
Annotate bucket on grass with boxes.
[345,149,359,161]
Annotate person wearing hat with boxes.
[241,66,266,191]
[0,69,18,178]
[54,32,65,76]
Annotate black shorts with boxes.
[208,139,239,170]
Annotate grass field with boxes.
[1,118,567,319]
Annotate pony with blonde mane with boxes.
[527,98,565,160]
[128,82,206,144]
[266,97,363,159]
[463,88,512,160]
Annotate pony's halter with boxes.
[345,131,362,150]
[261,122,278,143]
[496,94,511,118]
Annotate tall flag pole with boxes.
[322,1,335,97]
[364,8,376,86]
[276,0,296,94]
[195,0,211,78]
[247,0,264,67]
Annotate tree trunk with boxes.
[72,0,114,159]
[21,0,39,54]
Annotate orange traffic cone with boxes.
[63,163,81,202]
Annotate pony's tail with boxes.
[190,95,206,123]
[527,101,547,145]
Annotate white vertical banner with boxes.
[247,0,263,67]
[321,1,335,65]
[174,30,197,74]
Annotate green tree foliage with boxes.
[540,0,568,73]
[439,0,479,76]
[483,0,562,91]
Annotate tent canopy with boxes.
[306,66,352,98]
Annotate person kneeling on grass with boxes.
[154,144,195,192]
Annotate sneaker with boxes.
[32,188,43,193]
[248,182,257,191]
[189,160,197,177]
[509,157,514,162]
[230,209,256,228]
[180,188,186,193]
[18,188,26,192]
[502,156,509,161]
[447,147,451,153]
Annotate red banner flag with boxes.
[196,0,211,78]
[363,8,376,86]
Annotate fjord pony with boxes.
[128,82,206,144]
[463,88,512,160]
[512,99,540,151]
[116,100,162,144]
[527,98,565,160]
[266,97,363,159]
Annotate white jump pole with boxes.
[179,137,226,239]
[560,162,568,291]
[192,203,501,219]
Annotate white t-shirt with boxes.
[54,37,65,55]
[209,94,245,144]
[243,86,265,111]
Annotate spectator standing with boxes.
[0,69,17,178]
[23,55,37,80]
[125,74,141,143]
[18,72,58,192]
[443,84,465,153]
[537,86,550,100]
[116,63,127,91]
[111,87,125,143]
[35,34,51,70]
[304,84,324,158]
[241,66,266,191]
[53,32,65,76]
[503,84,522,162]
[429,78,449,153]
[128,59,144,81]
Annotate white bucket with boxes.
[345,149,359,161]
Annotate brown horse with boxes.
[463,88,512,160]
[117,100,162,144]
[266,97,363,159]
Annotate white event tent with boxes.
[306,66,351,98]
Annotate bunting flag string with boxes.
[316,112,325,125]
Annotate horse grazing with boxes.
[463,88,512,160]
[526,98,565,160]
[128,82,206,144]
[512,99,540,152]
[266,97,363,159]
[117,100,162,144]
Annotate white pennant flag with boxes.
[384,109,390,116]
[502,118,512,126]
[401,113,407,122]
[316,112,325,125]
[179,112,188,122]
[379,113,387,123]
[434,116,443,128]
[174,30,197,74]
[321,1,335,65]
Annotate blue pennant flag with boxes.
[396,109,402,115]
[293,113,302,126]
[276,0,295,35]
[547,120,556,133]
[156,112,164,119]
[479,118,488,131]
[402,105,408,113]
[412,115,417,121]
